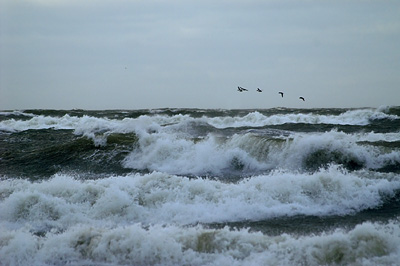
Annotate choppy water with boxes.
[1,106,400,265]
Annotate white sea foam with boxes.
[276,131,400,170]
[1,169,399,230]
[0,110,35,117]
[123,128,400,176]
[207,108,399,128]
[0,114,80,132]
[1,220,400,265]
[1,167,400,265]
[123,131,268,176]
[355,132,400,143]
[1,107,398,133]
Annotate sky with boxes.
[1,0,400,110]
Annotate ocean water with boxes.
[1,106,400,265]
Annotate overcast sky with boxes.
[1,0,400,110]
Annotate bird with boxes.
[237,86,243,92]
[256,88,262,92]
[299,97,305,101]
[278,92,284,97]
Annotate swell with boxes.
[262,119,400,133]
[209,190,400,236]
[0,129,137,179]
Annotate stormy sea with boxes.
[1,106,400,266]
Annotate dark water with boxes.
[1,106,400,265]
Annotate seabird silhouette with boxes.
[256,88,262,92]
[278,92,284,97]
[299,97,305,101]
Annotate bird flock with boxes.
[237,86,305,101]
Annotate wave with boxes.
[1,220,400,266]
[281,131,400,172]
[1,170,400,265]
[0,129,137,179]
[0,110,35,117]
[207,108,399,128]
[1,169,399,228]
[378,105,400,116]
[1,108,399,179]
[2,107,400,266]
[2,127,399,180]
[123,129,400,176]
[1,107,398,133]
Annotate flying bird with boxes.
[256,88,262,92]
[278,92,284,97]
[237,86,248,92]
[299,97,305,101]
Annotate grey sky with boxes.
[1,0,399,110]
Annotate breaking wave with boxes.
[1,169,399,228]
[1,171,400,265]
[1,106,399,133]
[123,129,400,177]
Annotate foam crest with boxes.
[0,110,35,117]
[123,128,400,176]
[123,131,268,176]
[1,169,399,229]
[0,115,76,132]
[0,113,194,142]
[1,107,398,134]
[278,131,400,171]
[1,221,400,265]
[355,131,400,142]
[207,108,399,128]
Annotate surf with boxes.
[1,107,400,266]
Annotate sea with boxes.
[1,106,400,266]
